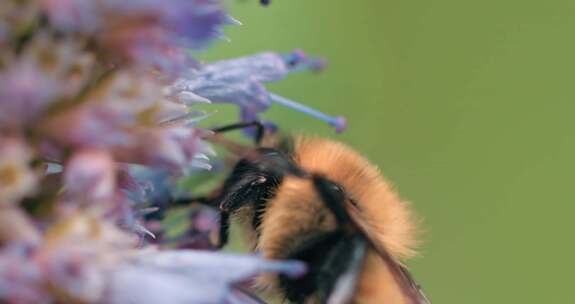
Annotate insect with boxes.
[200,122,430,303]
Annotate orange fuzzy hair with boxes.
[250,136,419,291]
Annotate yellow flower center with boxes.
[0,164,20,187]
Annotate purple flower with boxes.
[0,1,343,302]
[112,127,206,172]
[42,0,228,47]
[43,250,106,303]
[40,71,213,173]
[107,250,306,304]
[167,206,221,250]
[0,245,47,304]
[118,166,149,203]
[0,21,6,48]
[41,0,232,74]
[146,46,200,79]
[40,0,102,33]
[64,149,116,202]
[42,104,134,149]
[160,0,232,49]
[0,138,38,205]
[0,205,41,245]
[170,50,346,133]
[105,0,231,48]
[120,165,175,204]
[0,37,95,130]
[0,60,60,129]
[0,1,42,49]
[0,215,135,303]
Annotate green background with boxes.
[203,1,575,303]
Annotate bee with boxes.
[203,121,430,303]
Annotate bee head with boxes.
[216,148,299,213]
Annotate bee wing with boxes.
[346,203,431,304]
[312,175,430,303]
[325,235,369,304]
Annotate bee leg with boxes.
[175,197,231,248]
[164,196,230,249]
[252,199,266,237]
[218,211,230,249]
[211,121,265,145]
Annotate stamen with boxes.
[282,49,308,67]
[269,93,347,133]
[282,49,327,72]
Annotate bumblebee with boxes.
[204,122,430,303]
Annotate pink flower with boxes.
[40,0,231,74]
[112,127,205,172]
[0,245,47,304]
[42,104,134,149]
[64,149,116,202]
[0,60,60,129]
[0,138,37,205]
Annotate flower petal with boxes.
[65,149,116,201]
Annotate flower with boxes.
[0,138,37,205]
[111,127,206,172]
[0,245,47,304]
[0,0,343,302]
[107,250,306,304]
[41,103,135,150]
[0,60,60,129]
[64,149,116,202]
[41,0,232,74]
[0,205,41,244]
[40,71,213,173]
[0,213,135,303]
[0,1,41,52]
[42,0,229,47]
[169,50,347,133]
[0,241,306,304]
[40,0,101,33]
[0,36,95,130]
[42,250,106,303]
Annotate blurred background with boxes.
[201,0,575,303]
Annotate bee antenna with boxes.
[210,120,265,145]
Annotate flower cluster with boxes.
[0,0,344,303]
